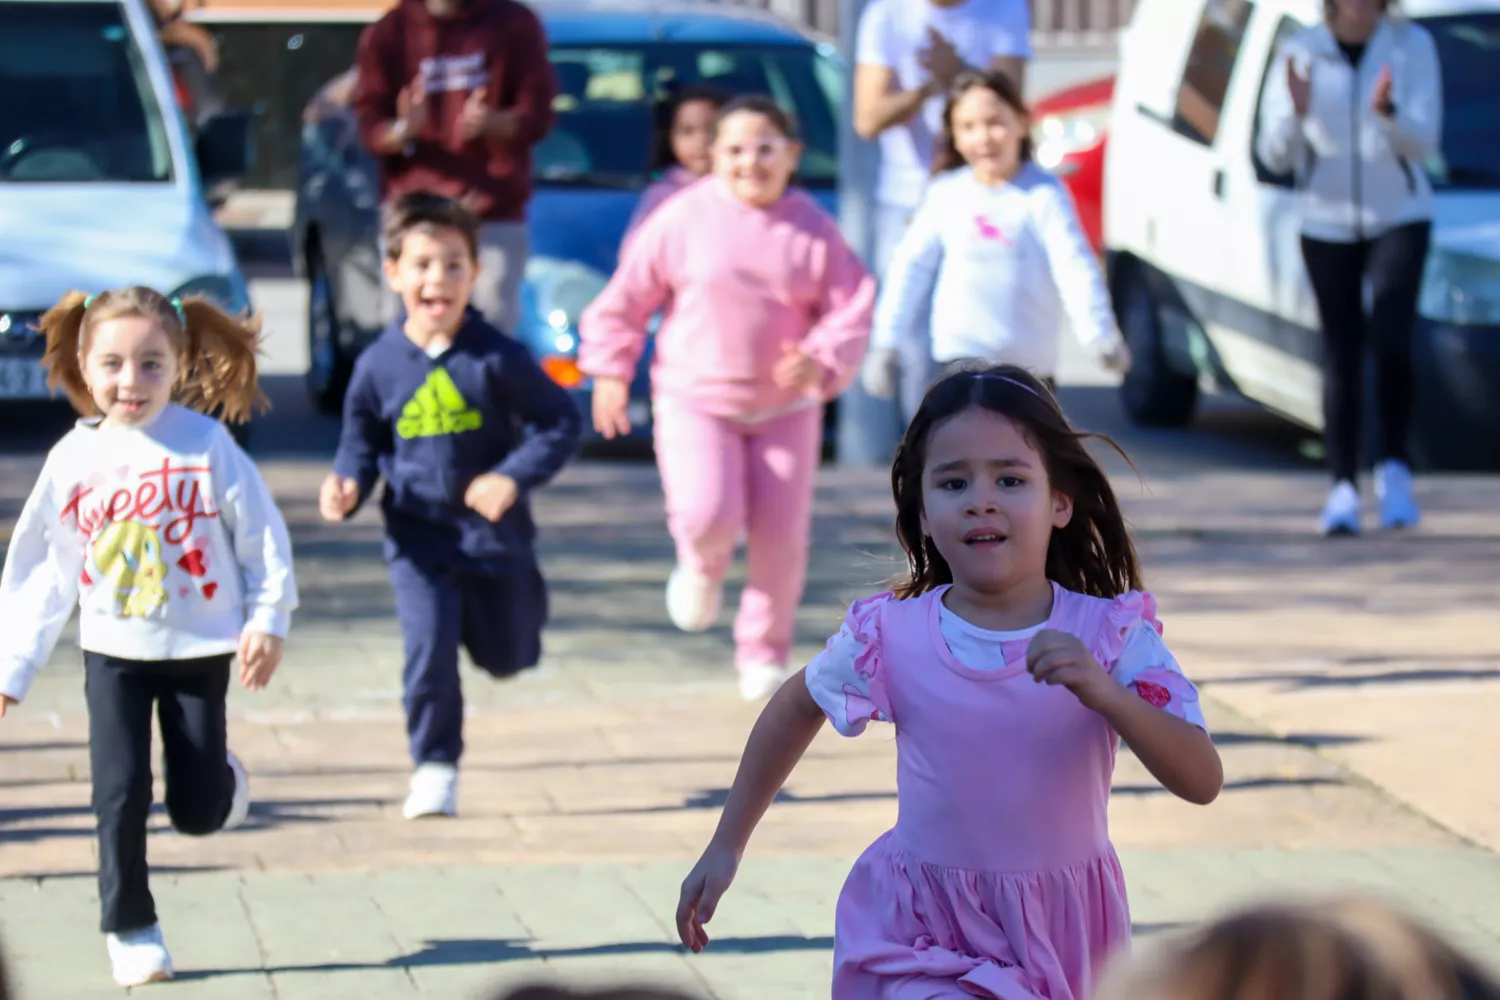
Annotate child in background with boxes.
[0,287,298,987]
[623,83,729,240]
[320,191,581,821]
[579,96,875,702]
[862,70,1130,402]
[677,364,1222,999]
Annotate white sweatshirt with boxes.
[0,404,298,702]
[1256,17,1442,242]
[871,164,1124,378]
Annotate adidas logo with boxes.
[397,368,483,439]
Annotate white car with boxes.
[1103,0,1500,469]
[0,0,254,437]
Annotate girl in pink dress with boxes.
[675,363,1224,999]
[622,83,727,242]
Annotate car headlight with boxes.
[1419,250,1500,326]
[169,272,253,318]
[522,257,609,388]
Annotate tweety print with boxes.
[92,521,169,619]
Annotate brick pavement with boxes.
[3,424,1500,997]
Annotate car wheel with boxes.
[1116,264,1199,428]
[306,244,352,415]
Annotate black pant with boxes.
[85,651,235,934]
[1300,221,1432,484]
[389,555,548,766]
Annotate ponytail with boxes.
[38,291,95,416]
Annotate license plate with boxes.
[627,400,651,426]
[0,357,49,400]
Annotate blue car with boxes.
[291,0,844,443]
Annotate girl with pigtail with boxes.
[0,286,299,988]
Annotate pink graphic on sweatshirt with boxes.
[975,214,1013,245]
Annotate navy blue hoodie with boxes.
[332,311,581,569]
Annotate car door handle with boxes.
[1213,169,1226,198]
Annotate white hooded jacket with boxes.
[1257,16,1443,242]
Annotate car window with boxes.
[536,43,840,190]
[0,1,173,183]
[1250,14,1306,187]
[1422,12,1500,190]
[1171,0,1256,147]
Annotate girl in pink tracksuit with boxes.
[580,95,876,701]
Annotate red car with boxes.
[1031,75,1115,254]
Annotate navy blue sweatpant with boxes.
[389,555,548,765]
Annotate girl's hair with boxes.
[1094,895,1500,1000]
[649,82,729,172]
[932,68,1033,176]
[712,94,801,141]
[1325,0,1394,18]
[38,286,265,424]
[494,987,703,1000]
[889,363,1141,601]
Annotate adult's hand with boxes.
[1286,58,1311,118]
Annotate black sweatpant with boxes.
[85,651,235,934]
[1300,221,1432,484]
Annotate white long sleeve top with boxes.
[871,163,1124,378]
[0,404,298,702]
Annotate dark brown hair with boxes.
[38,286,265,424]
[932,68,1034,176]
[381,189,480,262]
[650,82,729,172]
[493,987,704,1000]
[1094,896,1500,1000]
[889,362,1141,601]
[713,94,800,141]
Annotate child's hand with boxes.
[860,347,901,399]
[676,843,740,953]
[591,377,632,439]
[772,341,823,393]
[0,694,16,718]
[237,631,283,692]
[319,474,359,522]
[1026,629,1119,712]
[464,473,519,523]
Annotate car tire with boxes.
[1115,264,1199,428]
[305,243,353,416]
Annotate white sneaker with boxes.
[1319,480,1362,536]
[666,565,722,633]
[738,662,791,701]
[1374,459,1420,530]
[106,923,173,987]
[221,749,251,831]
[402,762,458,820]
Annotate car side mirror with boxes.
[196,109,255,185]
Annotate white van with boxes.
[1103,0,1500,469]
[0,0,254,436]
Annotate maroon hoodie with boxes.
[352,0,557,222]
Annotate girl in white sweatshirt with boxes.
[0,286,298,988]
[862,69,1130,402]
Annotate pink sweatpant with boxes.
[652,399,823,668]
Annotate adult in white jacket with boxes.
[1257,0,1443,536]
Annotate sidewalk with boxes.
[3,456,1500,998]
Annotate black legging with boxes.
[1300,221,1432,484]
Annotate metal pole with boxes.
[834,0,905,467]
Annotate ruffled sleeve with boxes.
[1100,591,1207,732]
[804,592,896,737]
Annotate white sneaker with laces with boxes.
[1319,480,1362,536]
[1374,459,1420,530]
[106,923,173,987]
[738,662,791,702]
[222,749,251,831]
[403,762,458,820]
[665,565,722,633]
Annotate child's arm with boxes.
[1033,180,1129,372]
[484,339,584,493]
[0,464,86,710]
[577,207,675,386]
[677,673,827,951]
[862,199,943,398]
[797,221,878,400]
[327,361,391,518]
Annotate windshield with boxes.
[537,42,841,190]
[0,1,174,183]
[1420,13,1500,191]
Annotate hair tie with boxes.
[170,296,185,324]
[975,372,1046,400]
[83,294,97,310]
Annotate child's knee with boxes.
[165,783,232,836]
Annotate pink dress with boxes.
[804,583,1206,1000]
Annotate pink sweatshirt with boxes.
[580,177,876,419]
[623,166,699,243]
